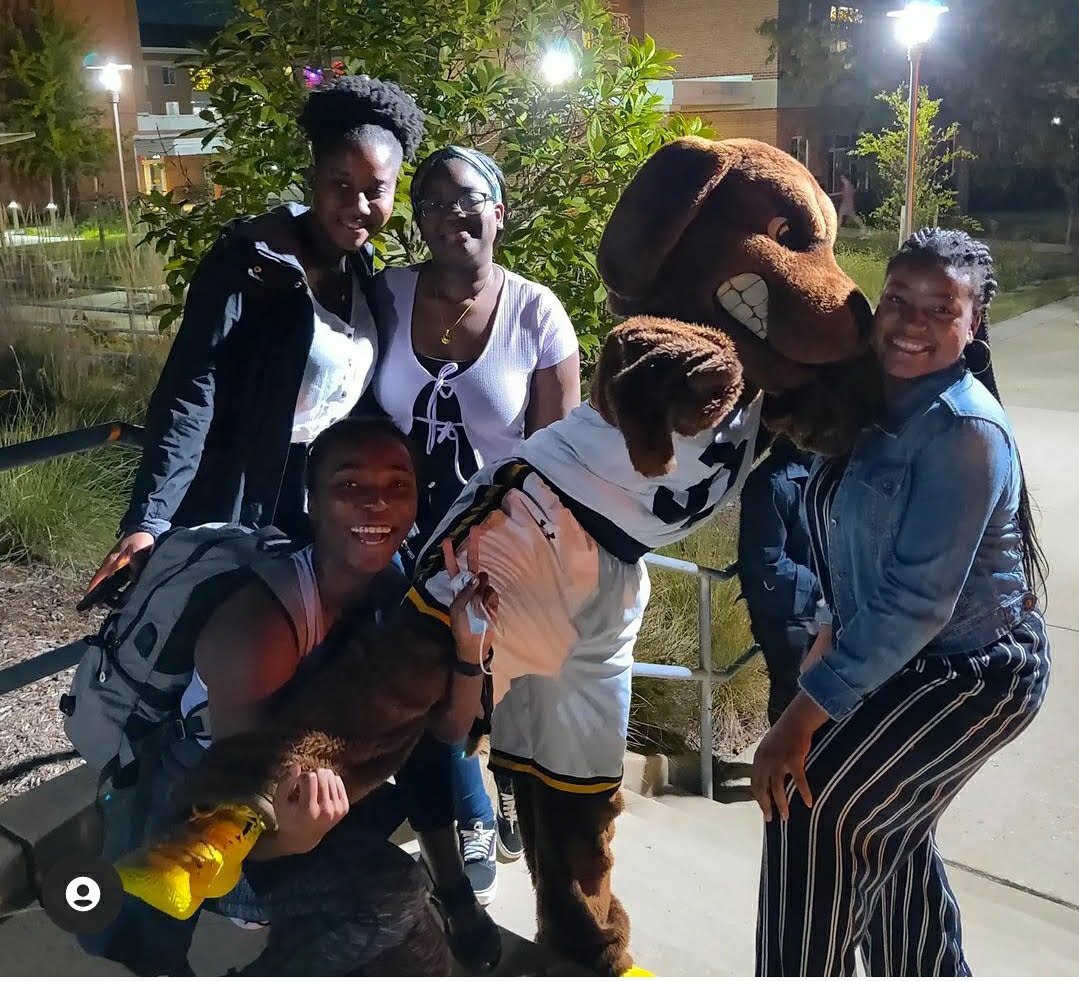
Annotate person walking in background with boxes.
[833,173,864,230]
[738,434,821,725]
[372,145,580,905]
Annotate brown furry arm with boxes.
[591,316,744,478]
[170,610,455,826]
[761,351,883,458]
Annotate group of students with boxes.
[82,74,574,974]
[77,70,1050,977]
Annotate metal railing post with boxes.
[698,573,714,799]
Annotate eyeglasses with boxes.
[416,190,493,219]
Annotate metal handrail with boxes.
[637,555,760,799]
[0,421,144,471]
[0,422,760,800]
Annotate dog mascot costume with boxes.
[118,138,878,975]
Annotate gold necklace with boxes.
[436,267,494,346]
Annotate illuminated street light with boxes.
[540,42,576,86]
[86,62,134,252]
[888,0,948,48]
[887,2,948,244]
[1052,116,1063,126]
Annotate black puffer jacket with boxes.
[122,204,376,540]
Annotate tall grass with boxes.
[0,306,163,574]
[0,396,140,571]
[630,512,767,759]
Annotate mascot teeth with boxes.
[717,273,769,341]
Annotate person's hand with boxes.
[443,531,499,666]
[86,531,155,598]
[751,694,827,822]
[270,763,350,856]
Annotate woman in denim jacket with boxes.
[752,229,1050,976]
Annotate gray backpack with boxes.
[61,523,311,784]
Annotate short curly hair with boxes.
[298,75,425,164]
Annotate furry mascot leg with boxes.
[510,771,632,976]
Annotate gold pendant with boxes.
[440,330,451,345]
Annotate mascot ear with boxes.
[598,137,739,310]
[592,316,744,478]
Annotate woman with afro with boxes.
[89,75,424,577]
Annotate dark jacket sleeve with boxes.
[120,241,243,537]
[738,467,820,623]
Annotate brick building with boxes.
[612,0,898,194]
[0,0,146,210]
[134,1,231,201]
[0,0,227,213]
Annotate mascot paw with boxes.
[591,316,743,478]
[115,805,265,920]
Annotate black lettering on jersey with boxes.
[651,434,750,530]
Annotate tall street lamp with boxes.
[87,62,135,249]
[888,1,948,245]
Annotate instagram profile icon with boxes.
[40,856,123,934]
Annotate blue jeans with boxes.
[452,745,494,825]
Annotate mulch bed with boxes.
[0,563,101,804]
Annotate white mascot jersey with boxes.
[410,395,762,791]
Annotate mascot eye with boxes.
[767,217,796,248]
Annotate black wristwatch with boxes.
[453,659,484,677]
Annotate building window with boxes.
[829,4,861,52]
[789,136,809,167]
[161,66,177,86]
[829,5,862,24]
[146,161,168,194]
[165,101,180,116]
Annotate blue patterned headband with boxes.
[411,146,504,212]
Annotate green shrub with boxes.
[630,512,767,758]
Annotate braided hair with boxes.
[298,75,425,165]
[887,228,1047,599]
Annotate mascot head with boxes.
[594,137,881,475]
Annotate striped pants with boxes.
[756,613,1050,976]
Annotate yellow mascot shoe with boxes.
[622,966,655,977]
[116,805,265,920]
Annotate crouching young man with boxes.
[81,417,501,975]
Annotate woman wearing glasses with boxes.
[371,145,580,906]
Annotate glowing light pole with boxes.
[888,1,948,244]
[87,62,134,249]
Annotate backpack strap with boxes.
[249,549,320,659]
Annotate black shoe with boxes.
[417,826,502,973]
[430,876,502,974]
[458,819,497,905]
[493,771,524,861]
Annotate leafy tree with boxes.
[852,86,976,230]
[141,0,710,351]
[758,1,1079,230]
[0,2,111,213]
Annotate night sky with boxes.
[136,0,236,27]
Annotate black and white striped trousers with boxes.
[756,612,1051,977]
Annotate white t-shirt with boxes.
[371,266,578,503]
[291,273,378,445]
[517,396,762,551]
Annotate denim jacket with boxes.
[800,362,1035,719]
